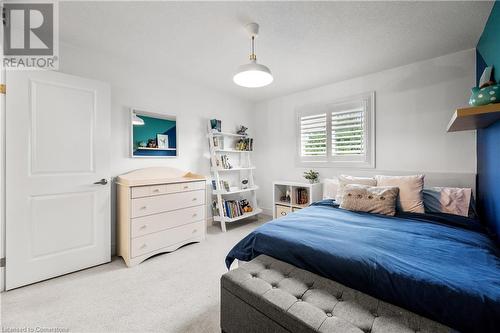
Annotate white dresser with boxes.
[116,167,207,267]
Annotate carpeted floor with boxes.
[0,217,268,333]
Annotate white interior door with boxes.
[6,70,111,290]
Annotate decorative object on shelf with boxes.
[210,119,222,132]
[236,125,248,136]
[280,189,291,203]
[479,66,494,88]
[156,134,168,149]
[303,170,320,184]
[147,138,157,148]
[233,22,273,88]
[469,67,499,106]
[207,120,261,232]
[130,108,177,157]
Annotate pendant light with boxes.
[233,23,273,88]
[132,112,145,126]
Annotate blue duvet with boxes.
[226,200,500,333]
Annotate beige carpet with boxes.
[1,217,268,333]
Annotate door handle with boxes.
[93,178,108,185]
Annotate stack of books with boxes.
[222,199,246,218]
[216,155,232,169]
[236,138,253,151]
[296,188,309,205]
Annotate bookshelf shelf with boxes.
[207,121,260,232]
[213,186,259,195]
[213,208,263,223]
[211,166,256,172]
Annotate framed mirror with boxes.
[130,108,177,158]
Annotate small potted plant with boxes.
[303,170,319,184]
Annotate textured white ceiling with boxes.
[59,1,493,102]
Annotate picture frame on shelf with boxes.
[157,134,169,148]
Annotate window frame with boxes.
[296,92,375,169]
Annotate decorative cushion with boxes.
[322,178,339,200]
[336,175,377,204]
[423,187,472,217]
[340,184,400,216]
[375,175,425,213]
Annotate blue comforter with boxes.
[226,200,500,333]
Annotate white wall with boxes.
[59,43,255,252]
[253,49,477,213]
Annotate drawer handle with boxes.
[140,206,147,210]
[192,198,197,201]
[153,189,160,192]
[192,213,198,217]
[140,244,147,249]
[140,225,147,230]
[281,212,287,216]
[183,186,189,189]
[192,229,197,234]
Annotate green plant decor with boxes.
[303,170,319,184]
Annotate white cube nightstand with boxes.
[272,181,322,219]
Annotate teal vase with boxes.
[469,84,500,106]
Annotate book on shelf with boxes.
[215,154,232,169]
[235,137,253,151]
[296,188,309,205]
[213,136,224,149]
[212,180,229,192]
[212,199,250,219]
[210,119,221,132]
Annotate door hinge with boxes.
[0,257,5,267]
[0,84,5,94]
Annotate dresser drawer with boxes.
[131,190,205,218]
[131,205,205,238]
[131,221,205,258]
[131,185,168,198]
[276,205,291,218]
[166,181,205,194]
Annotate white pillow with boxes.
[375,174,425,213]
[336,175,377,204]
[323,178,339,200]
[423,187,472,217]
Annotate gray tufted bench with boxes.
[221,255,453,333]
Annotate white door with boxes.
[6,70,111,290]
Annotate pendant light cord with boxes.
[250,36,256,61]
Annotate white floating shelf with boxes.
[214,149,252,153]
[211,131,247,137]
[213,208,263,223]
[211,166,256,172]
[136,147,176,151]
[213,186,259,195]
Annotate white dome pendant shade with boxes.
[233,23,273,88]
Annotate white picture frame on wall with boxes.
[129,108,178,158]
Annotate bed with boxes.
[225,200,500,333]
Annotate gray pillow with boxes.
[340,184,400,216]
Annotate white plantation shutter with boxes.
[297,92,375,168]
[300,113,327,158]
[331,107,364,156]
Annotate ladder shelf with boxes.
[207,121,260,232]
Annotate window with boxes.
[297,92,375,168]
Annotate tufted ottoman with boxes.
[221,255,453,333]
